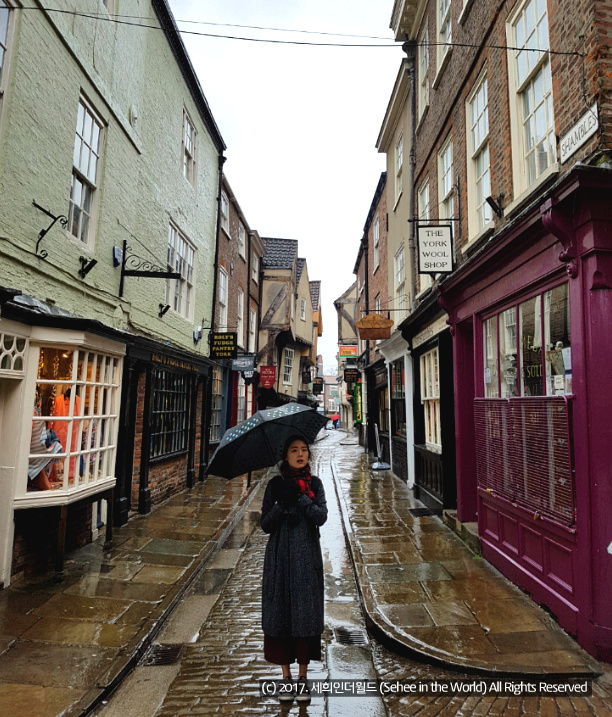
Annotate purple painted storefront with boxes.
[440,166,612,661]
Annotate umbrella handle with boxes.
[248,471,251,489]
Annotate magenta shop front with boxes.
[440,167,612,661]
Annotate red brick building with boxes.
[392,0,612,659]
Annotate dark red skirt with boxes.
[264,634,321,665]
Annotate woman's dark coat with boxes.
[260,471,328,638]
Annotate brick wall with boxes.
[11,502,92,579]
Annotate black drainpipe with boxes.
[404,39,418,311]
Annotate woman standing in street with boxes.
[260,435,328,705]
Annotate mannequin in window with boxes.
[51,387,81,479]
[28,395,62,491]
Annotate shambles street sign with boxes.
[210,332,237,360]
[560,104,599,164]
[417,225,453,274]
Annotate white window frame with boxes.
[237,288,244,346]
[373,215,380,271]
[102,0,115,12]
[437,0,452,70]
[248,308,257,353]
[418,180,433,293]
[210,367,223,442]
[438,136,454,222]
[218,268,228,331]
[421,348,441,447]
[300,298,306,321]
[395,136,403,203]
[0,0,16,128]
[251,252,259,283]
[69,97,103,247]
[418,25,430,119]
[166,223,195,321]
[236,374,246,424]
[466,72,492,239]
[182,109,196,186]
[506,0,556,197]
[283,347,294,385]
[221,192,230,235]
[238,222,246,259]
[394,245,407,320]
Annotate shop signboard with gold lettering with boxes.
[210,332,237,360]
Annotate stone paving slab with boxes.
[330,448,602,677]
[0,472,265,717]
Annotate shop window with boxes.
[210,367,223,442]
[391,359,406,436]
[69,98,103,246]
[150,370,190,459]
[421,348,441,446]
[236,374,246,424]
[482,283,571,397]
[28,347,121,493]
[378,387,389,433]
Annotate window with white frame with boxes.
[439,137,454,221]
[467,74,492,236]
[373,215,380,270]
[283,348,294,384]
[69,99,103,245]
[28,347,121,494]
[394,246,407,319]
[418,180,433,292]
[182,109,196,185]
[508,0,555,190]
[237,288,244,346]
[438,0,452,68]
[166,223,195,320]
[210,367,223,442]
[395,136,403,202]
[151,370,191,458]
[300,298,306,321]
[421,348,441,447]
[251,252,259,283]
[218,268,228,331]
[248,308,257,352]
[418,25,429,117]
[0,1,14,118]
[236,374,246,424]
[238,222,246,259]
[221,192,229,234]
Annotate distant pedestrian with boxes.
[260,435,328,705]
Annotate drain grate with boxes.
[408,507,442,517]
[139,643,184,666]
[334,627,368,646]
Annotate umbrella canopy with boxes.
[331,413,340,421]
[206,403,328,479]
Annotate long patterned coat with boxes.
[260,473,328,638]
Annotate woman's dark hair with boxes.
[281,435,311,462]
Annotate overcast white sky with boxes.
[168,1,402,372]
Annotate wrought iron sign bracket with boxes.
[32,201,68,259]
[119,240,180,297]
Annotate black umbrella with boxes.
[206,403,328,479]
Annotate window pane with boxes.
[520,296,543,396]
[500,308,519,397]
[545,283,571,395]
[483,316,499,397]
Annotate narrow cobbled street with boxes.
[96,431,612,717]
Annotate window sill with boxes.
[432,47,453,90]
[505,163,560,218]
[15,476,116,509]
[150,448,188,465]
[461,222,495,255]
[393,190,403,212]
[221,227,231,240]
[458,0,475,25]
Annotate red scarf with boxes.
[281,463,315,500]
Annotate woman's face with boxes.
[286,440,309,470]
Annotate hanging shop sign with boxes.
[259,365,277,389]
[355,313,394,341]
[560,104,599,164]
[343,367,360,384]
[353,381,363,424]
[417,225,453,274]
[231,355,255,372]
[313,377,324,394]
[339,345,359,357]
[210,332,237,359]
